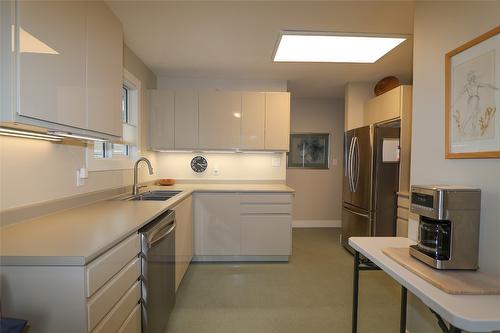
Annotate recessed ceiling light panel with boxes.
[273,32,407,63]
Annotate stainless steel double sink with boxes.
[116,190,182,201]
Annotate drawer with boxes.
[239,193,293,204]
[117,304,141,333]
[240,215,291,255]
[91,281,141,333]
[240,203,292,215]
[397,196,410,209]
[397,207,409,220]
[86,234,140,297]
[87,258,140,331]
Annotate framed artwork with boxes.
[287,133,330,169]
[445,26,500,158]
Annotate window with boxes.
[87,69,141,171]
[122,85,129,124]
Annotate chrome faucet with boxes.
[133,157,154,195]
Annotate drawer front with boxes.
[240,215,291,255]
[117,304,141,333]
[397,207,409,221]
[239,193,293,204]
[91,281,140,333]
[86,234,140,297]
[87,258,140,331]
[240,203,292,214]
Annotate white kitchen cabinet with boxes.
[239,193,292,256]
[0,234,141,333]
[173,196,193,291]
[193,192,292,261]
[241,92,266,150]
[174,91,199,149]
[0,1,124,139]
[198,91,241,150]
[265,92,291,151]
[86,1,123,137]
[17,0,87,129]
[149,90,175,150]
[194,193,241,255]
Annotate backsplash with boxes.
[155,152,286,181]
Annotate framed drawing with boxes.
[445,26,500,158]
[287,133,330,169]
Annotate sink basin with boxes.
[117,190,182,201]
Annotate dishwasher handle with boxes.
[148,222,176,247]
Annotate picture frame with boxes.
[287,133,330,169]
[445,26,500,159]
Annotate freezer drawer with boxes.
[341,205,371,253]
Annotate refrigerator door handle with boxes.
[354,136,361,192]
[344,206,370,219]
[350,136,358,192]
[348,137,355,192]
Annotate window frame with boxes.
[86,69,141,171]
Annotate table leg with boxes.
[400,286,407,333]
[352,251,360,333]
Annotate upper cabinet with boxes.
[149,90,175,150]
[17,1,87,129]
[0,1,124,139]
[265,92,290,151]
[148,90,290,151]
[86,1,123,137]
[199,91,241,150]
[175,91,199,150]
[241,92,266,150]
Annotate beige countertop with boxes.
[0,183,294,266]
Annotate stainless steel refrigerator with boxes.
[341,122,400,253]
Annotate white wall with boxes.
[157,77,287,92]
[286,98,344,227]
[0,45,157,212]
[408,2,500,333]
[155,152,286,181]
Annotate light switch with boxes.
[271,157,281,167]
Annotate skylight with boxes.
[273,32,406,63]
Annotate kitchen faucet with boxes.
[133,157,154,195]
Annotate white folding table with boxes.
[349,237,500,333]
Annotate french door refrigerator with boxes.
[341,122,400,253]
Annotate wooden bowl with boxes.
[157,179,176,186]
[374,76,400,96]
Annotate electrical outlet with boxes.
[76,170,85,187]
[271,157,281,167]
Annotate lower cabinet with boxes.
[172,196,194,291]
[193,192,293,261]
[0,234,142,333]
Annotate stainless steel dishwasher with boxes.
[139,210,176,333]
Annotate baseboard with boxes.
[292,219,341,228]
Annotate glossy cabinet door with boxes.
[17,1,87,129]
[193,193,241,255]
[149,90,175,150]
[241,92,265,150]
[265,92,291,151]
[174,91,199,149]
[198,91,241,150]
[173,196,193,291]
[86,1,123,137]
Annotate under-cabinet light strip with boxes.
[48,131,107,142]
[0,127,63,142]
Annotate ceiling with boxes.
[107,1,415,99]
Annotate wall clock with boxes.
[191,155,208,173]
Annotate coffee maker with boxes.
[409,185,481,270]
